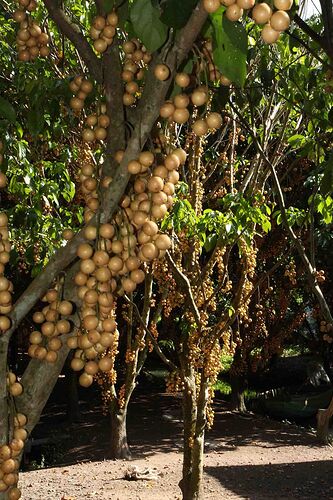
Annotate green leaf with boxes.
[0,96,16,124]
[211,10,247,87]
[130,0,168,52]
[160,0,197,29]
[321,155,333,196]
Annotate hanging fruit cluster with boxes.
[0,412,27,499]
[160,79,223,135]
[13,0,50,61]
[122,39,151,106]
[202,40,231,85]
[77,155,100,223]
[6,372,23,398]
[315,269,325,284]
[203,0,293,44]
[320,320,333,337]
[83,105,110,143]
[67,147,186,387]
[90,12,118,54]
[0,212,13,334]
[284,259,296,285]
[69,76,93,112]
[27,287,73,363]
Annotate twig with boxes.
[166,251,201,325]
[123,294,177,371]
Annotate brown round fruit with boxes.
[270,10,290,31]
[225,4,243,21]
[192,119,209,136]
[274,0,293,10]
[252,2,272,24]
[261,24,280,43]
[206,112,223,129]
[77,243,93,260]
[79,372,93,387]
[154,64,170,81]
[237,0,255,8]
[203,0,220,13]
[175,73,190,88]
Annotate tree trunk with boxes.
[16,342,70,434]
[65,358,80,423]
[230,373,246,412]
[0,336,9,500]
[317,395,333,443]
[184,375,209,500]
[110,407,131,460]
[180,370,197,499]
[0,395,8,500]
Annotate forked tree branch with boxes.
[42,0,103,82]
[3,1,207,357]
[166,251,201,325]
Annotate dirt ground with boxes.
[19,392,333,499]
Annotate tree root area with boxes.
[19,392,333,499]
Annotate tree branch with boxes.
[42,0,102,82]
[166,251,201,325]
[3,0,208,360]
[124,294,177,371]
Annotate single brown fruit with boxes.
[122,278,137,293]
[95,127,107,140]
[175,73,190,88]
[8,487,22,500]
[77,243,93,260]
[274,0,293,10]
[70,97,84,110]
[160,102,175,118]
[225,4,243,21]
[154,64,170,81]
[192,119,209,136]
[0,445,11,461]
[29,331,42,345]
[71,357,85,371]
[203,0,220,13]
[139,151,154,167]
[98,356,113,371]
[155,234,171,250]
[94,38,108,53]
[58,300,73,316]
[79,372,94,387]
[84,360,99,375]
[206,112,223,129]
[82,129,96,142]
[252,3,272,24]
[1,459,16,474]
[100,223,115,239]
[82,314,99,330]
[173,108,190,124]
[270,10,290,31]
[173,94,190,109]
[127,160,142,175]
[14,413,27,427]
[107,12,118,26]
[9,383,23,397]
[95,266,112,283]
[62,228,74,240]
[0,315,10,331]
[237,0,255,9]
[261,24,280,43]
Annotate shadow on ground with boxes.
[205,460,333,499]
[25,386,325,471]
